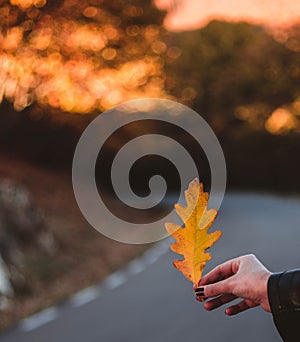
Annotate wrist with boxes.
[261,270,272,312]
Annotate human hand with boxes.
[194,254,272,315]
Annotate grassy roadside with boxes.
[0,155,149,331]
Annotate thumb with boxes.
[200,278,233,298]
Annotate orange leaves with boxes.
[0,1,169,113]
[165,178,222,285]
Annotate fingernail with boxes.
[196,291,205,297]
[195,287,204,292]
[196,296,205,302]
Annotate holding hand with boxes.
[194,254,272,315]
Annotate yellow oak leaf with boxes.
[165,178,222,285]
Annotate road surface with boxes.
[1,192,300,342]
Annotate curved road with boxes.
[1,193,300,342]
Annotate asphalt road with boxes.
[1,192,300,342]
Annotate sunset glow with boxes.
[155,0,300,31]
[0,1,172,113]
[1,0,300,137]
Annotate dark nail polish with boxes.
[196,291,205,297]
[195,287,204,292]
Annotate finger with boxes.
[204,294,238,311]
[198,278,233,298]
[199,258,240,286]
[225,299,257,315]
[196,295,206,303]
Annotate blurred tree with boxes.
[165,21,300,192]
[166,21,300,136]
[0,0,169,115]
[2,1,300,192]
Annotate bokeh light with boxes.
[0,0,170,113]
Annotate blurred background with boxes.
[1,0,300,340]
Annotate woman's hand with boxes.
[194,254,272,315]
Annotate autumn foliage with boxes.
[165,179,222,285]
